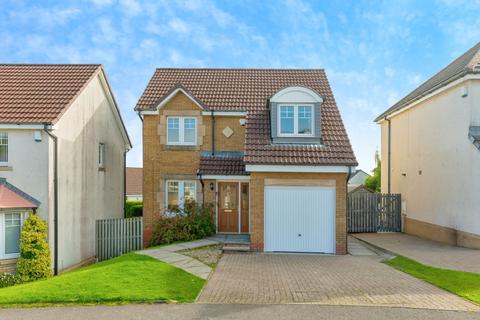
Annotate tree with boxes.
[364,150,381,192]
[16,214,52,281]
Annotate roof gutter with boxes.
[43,123,59,276]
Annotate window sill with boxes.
[0,165,13,171]
[98,167,106,172]
[163,145,199,151]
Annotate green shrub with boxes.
[126,200,143,218]
[0,272,22,288]
[16,214,52,282]
[149,202,215,246]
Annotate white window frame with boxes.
[0,132,8,166]
[98,142,106,169]
[277,104,314,137]
[166,117,197,146]
[165,180,197,210]
[0,211,26,260]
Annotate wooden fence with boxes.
[96,217,143,261]
[348,193,401,233]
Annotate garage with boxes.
[264,185,336,253]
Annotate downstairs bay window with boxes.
[0,212,24,259]
[166,180,196,211]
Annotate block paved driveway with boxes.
[197,254,478,311]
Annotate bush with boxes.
[149,202,215,246]
[126,200,143,218]
[16,214,52,282]
[0,272,22,288]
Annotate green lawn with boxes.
[385,256,480,304]
[0,253,204,306]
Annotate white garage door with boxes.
[265,186,336,253]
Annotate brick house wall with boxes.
[249,172,348,254]
[142,92,246,245]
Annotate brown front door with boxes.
[218,182,238,232]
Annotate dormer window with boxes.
[270,86,323,144]
[278,105,313,136]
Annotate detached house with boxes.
[0,64,131,273]
[376,42,480,249]
[136,69,356,254]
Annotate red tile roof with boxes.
[136,68,357,166]
[199,152,247,176]
[0,64,101,123]
[0,178,40,209]
[126,167,143,195]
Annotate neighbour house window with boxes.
[278,105,314,136]
[98,143,106,168]
[167,117,197,145]
[166,180,196,211]
[0,132,8,164]
[1,212,23,259]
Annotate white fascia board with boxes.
[0,124,45,130]
[139,88,204,116]
[201,111,246,117]
[158,88,204,110]
[245,165,352,173]
[201,175,250,180]
[377,74,480,124]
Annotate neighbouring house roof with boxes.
[0,64,101,123]
[126,167,143,196]
[198,151,247,176]
[348,169,371,185]
[348,184,374,194]
[136,68,357,166]
[376,42,480,122]
[0,178,40,210]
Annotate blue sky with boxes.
[1,0,479,171]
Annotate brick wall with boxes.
[142,92,245,245]
[250,172,348,255]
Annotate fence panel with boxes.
[96,217,143,261]
[347,193,401,233]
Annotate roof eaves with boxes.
[374,69,470,122]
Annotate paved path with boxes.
[137,239,218,279]
[353,233,480,273]
[1,304,478,320]
[197,254,478,311]
[347,235,383,256]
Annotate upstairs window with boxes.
[278,105,313,136]
[98,143,106,169]
[0,132,8,164]
[167,117,197,145]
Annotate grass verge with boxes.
[0,253,204,307]
[384,256,480,304]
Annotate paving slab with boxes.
[353,233,480,273]
[137,239,219,280]
[197,254,479,311]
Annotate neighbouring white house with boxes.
[126,167,142,201]
[0,64,131,273]
[375,42,480,249]
[347,169,371,193]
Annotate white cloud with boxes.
[10,7,81,29]
[168,18,190,34]
[89,0,114,7]
[119,0,141,16]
